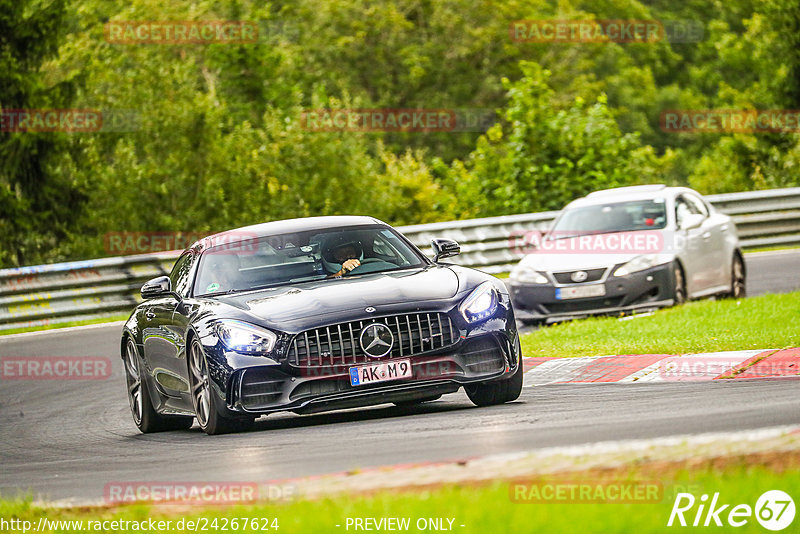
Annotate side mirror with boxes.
[141,275,172,299]
[431,238,460,262]
[680,213,705,231]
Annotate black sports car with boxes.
[121,216,522,434]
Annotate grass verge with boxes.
[520,291,800,358]
[1,454,797,533]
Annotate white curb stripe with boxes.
[524,355,609,386]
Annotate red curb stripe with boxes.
[522,357,557,372]
[734,348,800,378]
[565,354,672,383]
[716,349,777,379]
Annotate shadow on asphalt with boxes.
[122,399,484,440]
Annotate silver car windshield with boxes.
[550,199,668,239]
[193,225,425,296]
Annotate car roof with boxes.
[191,216,387,252]
[565,185,702,209]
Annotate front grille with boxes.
[289,378,350,401]
[552,268,606,284]
[239,369,284,410]
[460,338,505,374]
[544,296,624,314]
[288,312,458,367]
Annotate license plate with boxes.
[349,358,413,386]
[555,284,606,300]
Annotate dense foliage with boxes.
[2,0,799,266]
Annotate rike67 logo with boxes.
[668,490,795,530]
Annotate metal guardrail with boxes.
[2,187,799,331]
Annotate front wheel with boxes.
[465,357,523,407]
[672,262,686,305]
[727,255,746,299]
[124,338,193,433]
[188,338,254,435]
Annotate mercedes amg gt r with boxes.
[121,216,522,434]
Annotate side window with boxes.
[675,197,693,228]
[372,235,395,257]
[169,252,195,297]
[685,194,709,217]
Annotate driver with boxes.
[202,254,241,293]
[322,238,363,278]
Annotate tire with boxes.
[124,338,193,433]
[672,262,686,305]
[393,395,442,407]
[188,337,254,435]
[465,356,523,407]
[727,254,746,299]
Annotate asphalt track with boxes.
[0,250,798,502]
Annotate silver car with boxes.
[508,185,746,324]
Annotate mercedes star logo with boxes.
[359,323,394,358]
[571,270,589,283]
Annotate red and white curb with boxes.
[523,348,800,386]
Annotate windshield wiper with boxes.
[196,288,243,298]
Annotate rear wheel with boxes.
[728,255,746,299]
[188,338,254,435]
[465,357,523,407]
[124,338,193,433]
[672,263,686,305]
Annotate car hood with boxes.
[209,266,461,327]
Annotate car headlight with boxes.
[510,265,549,284]
[613,254,663,277]
[459,281,499,323]
[216,320,277,354]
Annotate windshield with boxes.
[193,225,426,296]
[550,199,668,239]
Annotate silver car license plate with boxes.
[555,284,606,300]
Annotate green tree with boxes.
[0,0,84,267]
[452,62,666,216]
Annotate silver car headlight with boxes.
[613,254,665,277]
[510,265,549,284]
[459,281,499,323]
[216,320,277,354]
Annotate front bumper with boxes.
[509,262,675,322]
[201,299,520,416]
[229,333,517,414]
